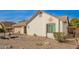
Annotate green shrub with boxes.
[0,28,5,33]
[54,32,66,42]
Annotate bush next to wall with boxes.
[54,32,66,42]
[0,28,5,33]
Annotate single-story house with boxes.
[12,11,69,39]
[13,21,28,34]
[26,11,69,39]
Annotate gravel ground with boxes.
[0,33,77,49]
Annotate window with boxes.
[47,24,56,33]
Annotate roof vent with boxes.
[38,12,43,17]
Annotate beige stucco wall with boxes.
[27,12,68,39]
[13,27,24,34]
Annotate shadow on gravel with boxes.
[0,35,18,39]
[61,40,76,45]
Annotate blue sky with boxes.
[0,10,79,23]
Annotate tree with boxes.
[77,23,79,27]
[70,18,79,29]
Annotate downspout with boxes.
[58,18,60,33]
[58,18,60,40]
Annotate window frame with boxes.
[47,23,56,33]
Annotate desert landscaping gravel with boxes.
[0,33,77,49]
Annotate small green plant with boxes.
[0,28,5,33]
[54,32,66,42]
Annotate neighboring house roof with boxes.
[0,21,15,29]
[13,20,29,27]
